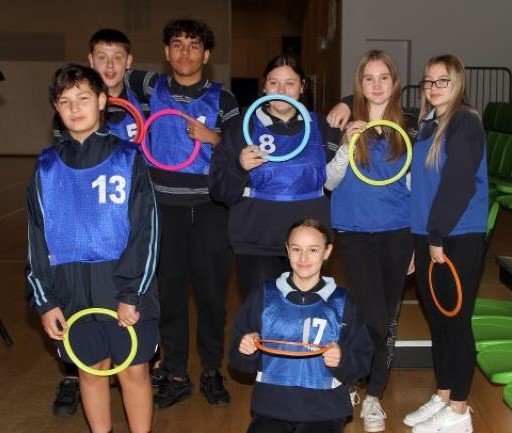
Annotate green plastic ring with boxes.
[348,119,412,186]
[63,308,138,376]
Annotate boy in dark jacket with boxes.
[26,64,159,433]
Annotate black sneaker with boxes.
[151,367,169,389]
[153,375,193,409]
[199,370,230,405]
[52,378,80,416]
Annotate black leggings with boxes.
[247,415,345,433]
[338,228,413,397]
[414,234,485,401]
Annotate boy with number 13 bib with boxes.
[26,64,159,433]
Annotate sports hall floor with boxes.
[1,155,512,433]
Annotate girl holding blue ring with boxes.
[210,54,342,299]
[243,94,311,162]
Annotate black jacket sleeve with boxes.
[229,287,263,373]
[209,116,249,206]
[427,109,486,245]
[328,294,374,385]
[124,69,158,102]
[114,153,160,305]
[317,112,343,161]
[25,165,59,315]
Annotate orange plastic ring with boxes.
[108,96,145,144]
[253,338,328,357]
[428,255,463,317]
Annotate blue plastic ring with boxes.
[243,94,311,162]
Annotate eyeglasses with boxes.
[419,78,452,89]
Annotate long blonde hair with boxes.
[353,49,406,166]
[419,54,476,167]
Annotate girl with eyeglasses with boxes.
[404,54,488,433]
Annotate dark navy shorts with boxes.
[56,319,159,367]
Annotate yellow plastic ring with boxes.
[63,308,138,376]
[348,119,412,186]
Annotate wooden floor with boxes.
[1,156,512,433]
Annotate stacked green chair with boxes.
[472,315,512,351]
[504,383,512,410]
[494,102,512,133]
[474,297,512,317]
[483,102,501,130]
[484,103,512,206]
[477,341,512,384]
[491,136,512,200]
[487,133,510,192]
[485,201,500,253]
[496,190,512,210]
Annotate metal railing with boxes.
[401,66,512,116]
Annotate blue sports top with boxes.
[257,277,347,390]
[38,144,135,265]
[107,89,145,142]
[248,112,326,201]
[331,135,410,232]
[148,75,221,174]
[411,121,488,236]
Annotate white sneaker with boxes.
[360,396,386,432]
[412,405,473,433]
[404,394,446,426]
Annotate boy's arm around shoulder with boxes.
[114,151,159,307]
[328,290,374,384]
[218,88,240,135]
[25,165,60,315]
[229,288,263,373]
[124,69,159,102]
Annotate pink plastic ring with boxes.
[108,97,144,144]
[140,109,201,172]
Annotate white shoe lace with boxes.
[361,399,387,420]
[422,405,472,427]
[350,390,361,406]
[417,396,446,416]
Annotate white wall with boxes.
[341,0,512,94]
[0,62,165,154]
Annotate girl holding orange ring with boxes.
[405,54,488,433]
[230,219,373,433]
